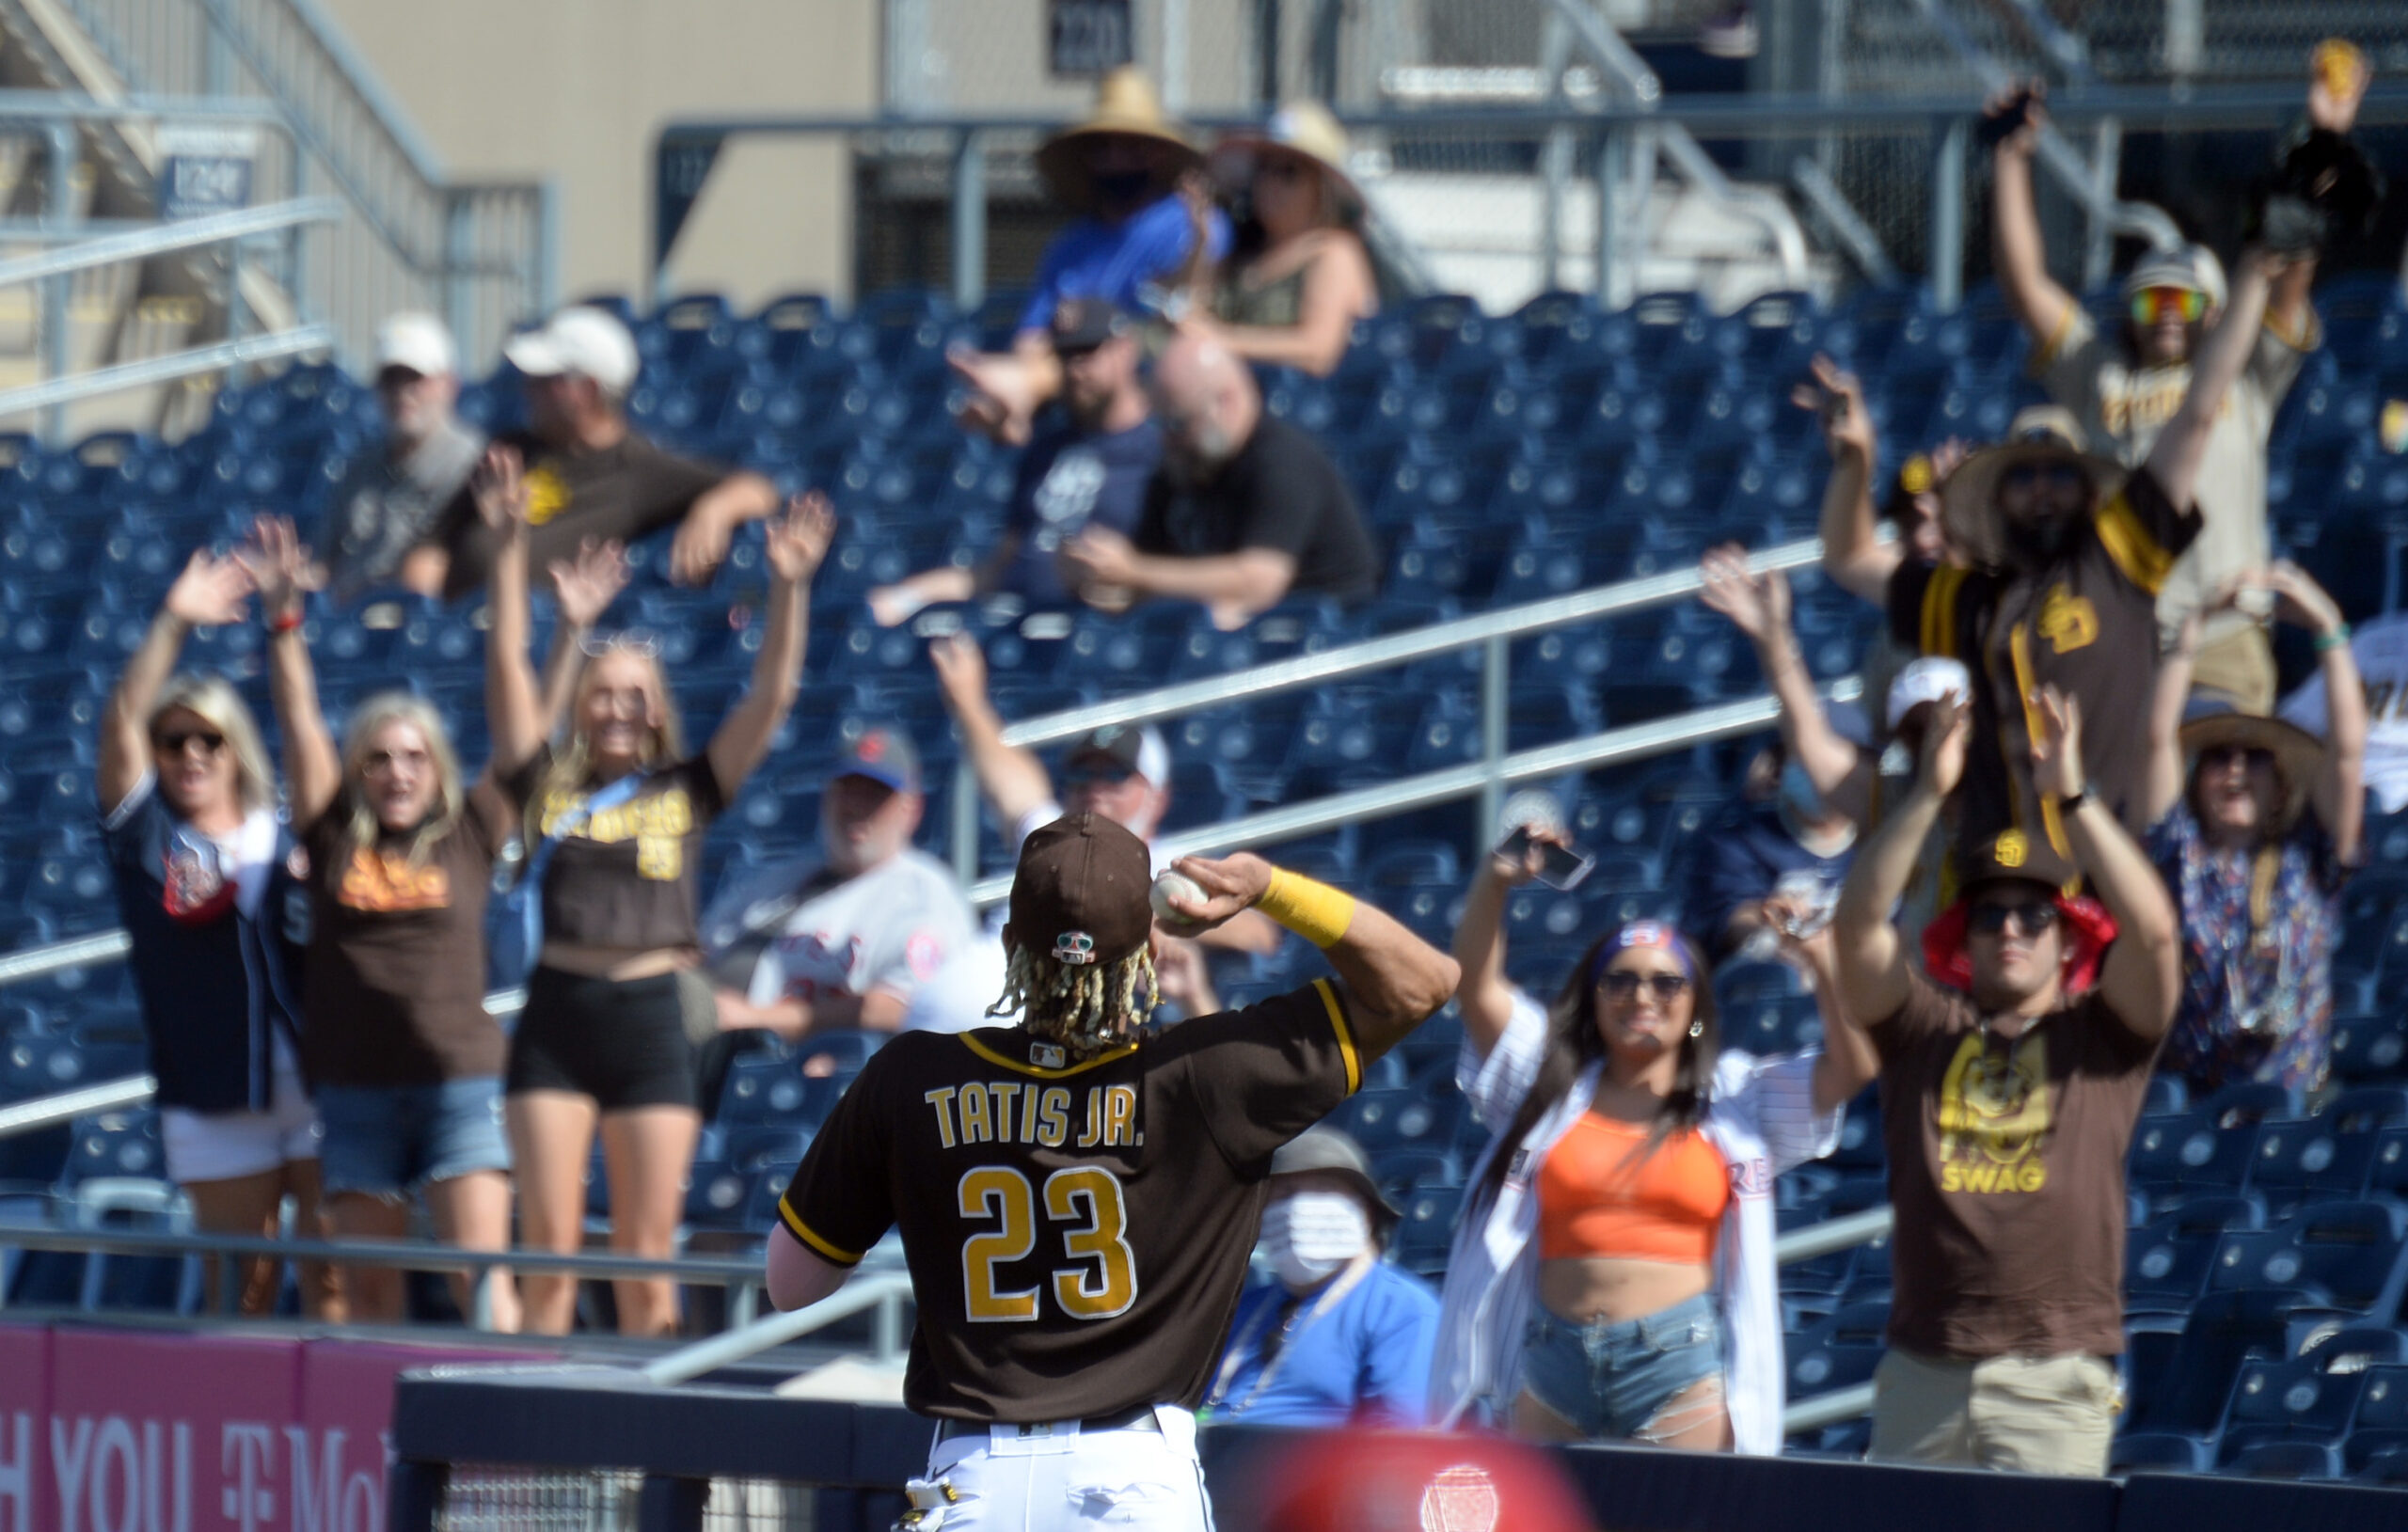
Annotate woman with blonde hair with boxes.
[1191,101,1379,376]
[98,544,338,1317]
[481,444,834,1335]
[248,516,626,1328]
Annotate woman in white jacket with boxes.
[1431,830,1878,1452]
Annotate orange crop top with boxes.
[1536,1112,1731,1263]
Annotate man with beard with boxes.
[316,312,484,604]
[1818,245,2289,861]
[1062,331,1379,625]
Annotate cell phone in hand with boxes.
[1497,824,1596,892]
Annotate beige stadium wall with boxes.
[318,0,876,314]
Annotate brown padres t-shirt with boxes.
[1873,973,2162,1359]
[426,428,724,600]
[779,979,1363,1422]
[1888,466,2200,858]
[504,747,725,954]
[301,783,515,1086]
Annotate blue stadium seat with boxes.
[1784,1299,1888,1398]
[2216,1351,2366,1462]
[2112,1433,2214,1474]
[2226,1439,2343,1478]
[2209,1201,2408,1318]
[2130,1111,2260,1206]
[2128,1195,2267,1316]
[1393,1184,1463,1277]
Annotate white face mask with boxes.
[1258,1190,1371,1291]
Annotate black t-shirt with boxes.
[1004,419,1162,605]
[501,747,727,954]
[1887,466,2199,860]
[779,979,1364,1421]
[1132,415,1379,604]
[426,428,724,600]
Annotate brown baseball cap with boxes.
[1006,813,1154,969]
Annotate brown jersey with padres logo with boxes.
[778,979,1362,1421]
[1874,973,2162,1359]
[427,428,724,601]
[1888,466,2199,861]
[503,746,725,953]
[301,782,515,1085]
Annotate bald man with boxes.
[1063,332,1379,626]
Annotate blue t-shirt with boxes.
[1018,195,1232,334]
[1686,803,1855,956]
[1203,1259,1439,1428]
[1002,417,1163,604]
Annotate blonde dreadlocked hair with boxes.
[993,943,1161,1056]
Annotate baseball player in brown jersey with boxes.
[764,813,1459,1529]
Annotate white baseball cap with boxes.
[504,306,640,392]
[1887,655,1972,731]
[374,311,455,378]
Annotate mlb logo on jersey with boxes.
[1032,1041,1068,1068]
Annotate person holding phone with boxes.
[1430,829,1878,1452]
[1685,730,1863,968]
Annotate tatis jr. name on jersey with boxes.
[923,1083,1141,1150]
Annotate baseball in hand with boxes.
[1150,872,1205,925]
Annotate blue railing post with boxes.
[951,128,986,313]
[1927,115,1967,313]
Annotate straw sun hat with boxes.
[1036,67,1202,213]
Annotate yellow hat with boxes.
[1036,68,1201,214]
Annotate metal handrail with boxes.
[641,1272,916,1384]
[0,1073,157,1136]
[969,677,1863,908]
[0,195,341,287]
[0,324,335,417]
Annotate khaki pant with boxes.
[1866,1349,2115,1476]
[2187,624,2276,717]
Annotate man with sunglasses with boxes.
[1822,233,2287,865]
[1832,686,2179,1474]
[1986,59,2368,711]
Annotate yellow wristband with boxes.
[1255,868,1356,950]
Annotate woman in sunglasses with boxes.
[96,544,339,1317]
[480,444,835,1335]
[1430,831,1878,1452]
[1188,102,1377,377]
[245,515,625,1330]
[2141,561,2367,1097]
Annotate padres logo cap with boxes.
[1006,813,1153,968]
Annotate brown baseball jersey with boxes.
[778,979,1363,1422]
[1887,465,2199,860]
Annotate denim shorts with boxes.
[315,1077,511,1199]
[1520,1290,1727,1441]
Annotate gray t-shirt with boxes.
[317,417,485,602]
[700,848,975,1011]
[2034,307,2313,644]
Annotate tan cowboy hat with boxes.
[1209,101,1362,216]
[1940,404,2129,572]
[2179,701,2322,836]
[1036,67,1201,213]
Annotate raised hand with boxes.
[2029,684,2087,802]
[1164,852,1277,932]
[237,513,315,622]
[2309,39,2371,135]
[1917,694,1971,799]
[1983,79,2048,158]
[1486,823,1571,886]
[1697,543,1793,645]
[469,444,528,532]
[163,547,256,628]
[947,345,1038,447]
[765,491,838,585]
[2260,559,2347,641]
[1790,354,1874,464]
[547,537,628,630]
[927,631,990,709]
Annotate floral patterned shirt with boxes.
[2146,802,2349,1096]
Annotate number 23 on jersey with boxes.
[958,1165,1138,1322]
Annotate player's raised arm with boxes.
[1168,852,1460,1060]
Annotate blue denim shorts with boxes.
[316,1078,511,1199]
[1520,1290,1727,1441]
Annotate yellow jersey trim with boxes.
[2093,490,2176,594]
[778,1196,863,1267]
[1922,565,1968,659]
[958,1031,1143,1079]
[2028,301,2081,374]
[1314,978,1362,1097]
[2007,622,2070,859]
